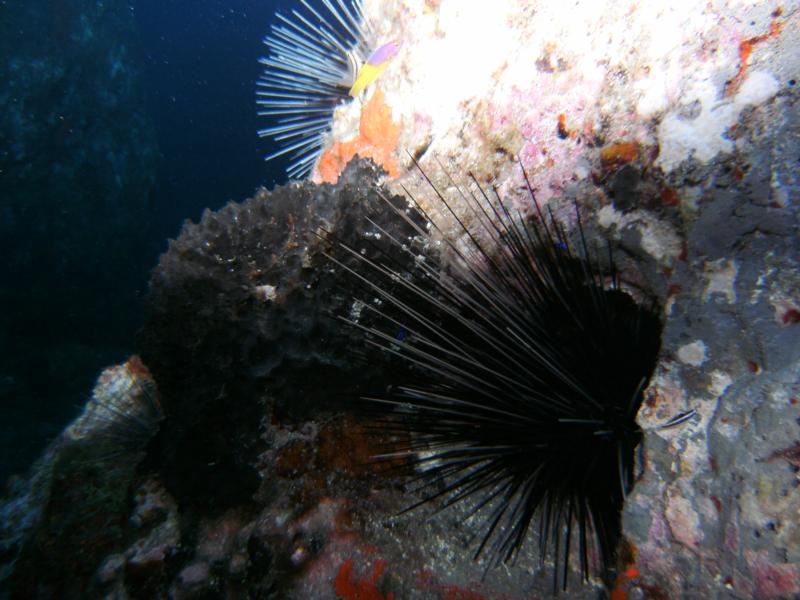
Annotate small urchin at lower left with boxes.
[324,161,664,592]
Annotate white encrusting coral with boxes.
[318,0,793,216]
[655,70,781,172]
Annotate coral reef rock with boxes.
[315,2,800,593]
[0,357,161,598]
[7,0,800,597]
[137,159,418,509]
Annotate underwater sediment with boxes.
[2,0,800,598]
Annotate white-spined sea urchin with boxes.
[257,0,372,179]
[325,161,663,591]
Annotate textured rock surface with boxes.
[137,159,422,510]
[0,357,161,598]
[4,0,799,598]
[322,0,797,228]
[622,84,800,599]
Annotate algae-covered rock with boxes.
[0,357,161,598]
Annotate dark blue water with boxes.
[133,0,291,236]
[0,0,301,485]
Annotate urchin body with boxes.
[328,164,662,590]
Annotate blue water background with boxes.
[1,0,302,485]
[134,0,291,236]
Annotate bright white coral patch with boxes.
[336,0,790,222]
[703,258,739,304]
[597,205,683,264]
[656,71,780,172]
[677,340,709,367]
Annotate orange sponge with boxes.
[318,89,401,183]
[600,141,639,168]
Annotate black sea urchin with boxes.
[326,162,662,590]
